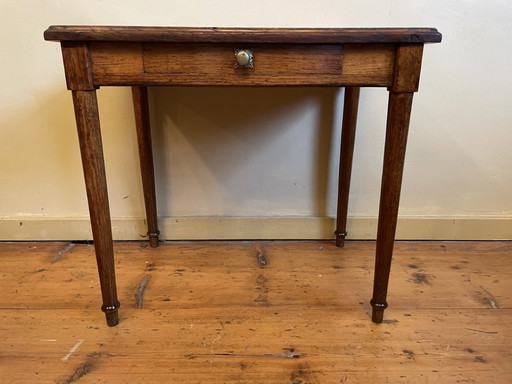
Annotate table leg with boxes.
[370,91,414,323]
[72,90,120,327]
[132,86,160,247]
[335,87,360,247]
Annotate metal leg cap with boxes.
[102,301,121,327]
[371,308,384,323]
[370,299,388,323]
[335,231,347,248]
[148,231,160,248]
[105,311,119,327]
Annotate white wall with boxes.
[1,1,511,240]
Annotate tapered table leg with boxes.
[335,87,360,247]
[72,90,120,327]
[132,86,160,247]
[370,91,414,323]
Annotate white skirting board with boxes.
[1,216,510,241]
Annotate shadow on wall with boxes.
[4,83,489,223]
[1,84,342,220]
[149,87,342,217]
[0,85,147,218]
[0,88,86,216]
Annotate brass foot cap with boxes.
[334,231,348,248]
[370,300,388,323]
[102,301,121,327]
[148,231,160,248]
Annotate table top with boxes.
[44,26,442,44]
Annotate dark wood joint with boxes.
[391,44,424,93]
[61,42,96,90]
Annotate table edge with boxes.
[44,26,442,44]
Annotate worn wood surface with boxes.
[371,91,415,322]
[60,42,95,91]
[392,44,425,92]
[72,90,119,326]
[142,43,344,86]
[89,42,394,87]
[44,26,442,44]
[0,240,510,383]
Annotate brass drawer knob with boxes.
[234,49,253,69]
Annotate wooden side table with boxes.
[44,26,442,326]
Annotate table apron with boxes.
[88,42,395,87]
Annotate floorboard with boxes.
[0,240,510,383]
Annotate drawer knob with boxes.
[234,49,253,69]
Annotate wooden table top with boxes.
[44,26,442,44]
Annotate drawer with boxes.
[90,42,393,87]
[141,43,343,85]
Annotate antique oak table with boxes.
[44,26,442,326]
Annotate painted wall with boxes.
[1,1,511,240]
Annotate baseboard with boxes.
[1,216,510,241]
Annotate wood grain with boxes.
[335,87,360,247]
[392,44,424,92]
[0,241,510,383]
[143,43,343,74]
[132,86,159,247]
[60,42,95,90]
[44,26,442,44]
[89,42,144,76]
[89,42,394,87]
[72,90,119,326]
[341,44,395,86]
[371,92,414,322]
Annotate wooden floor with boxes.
[0,240,511,383]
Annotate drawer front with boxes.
[141,43,343,86]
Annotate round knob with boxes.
[234,49,253,68]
